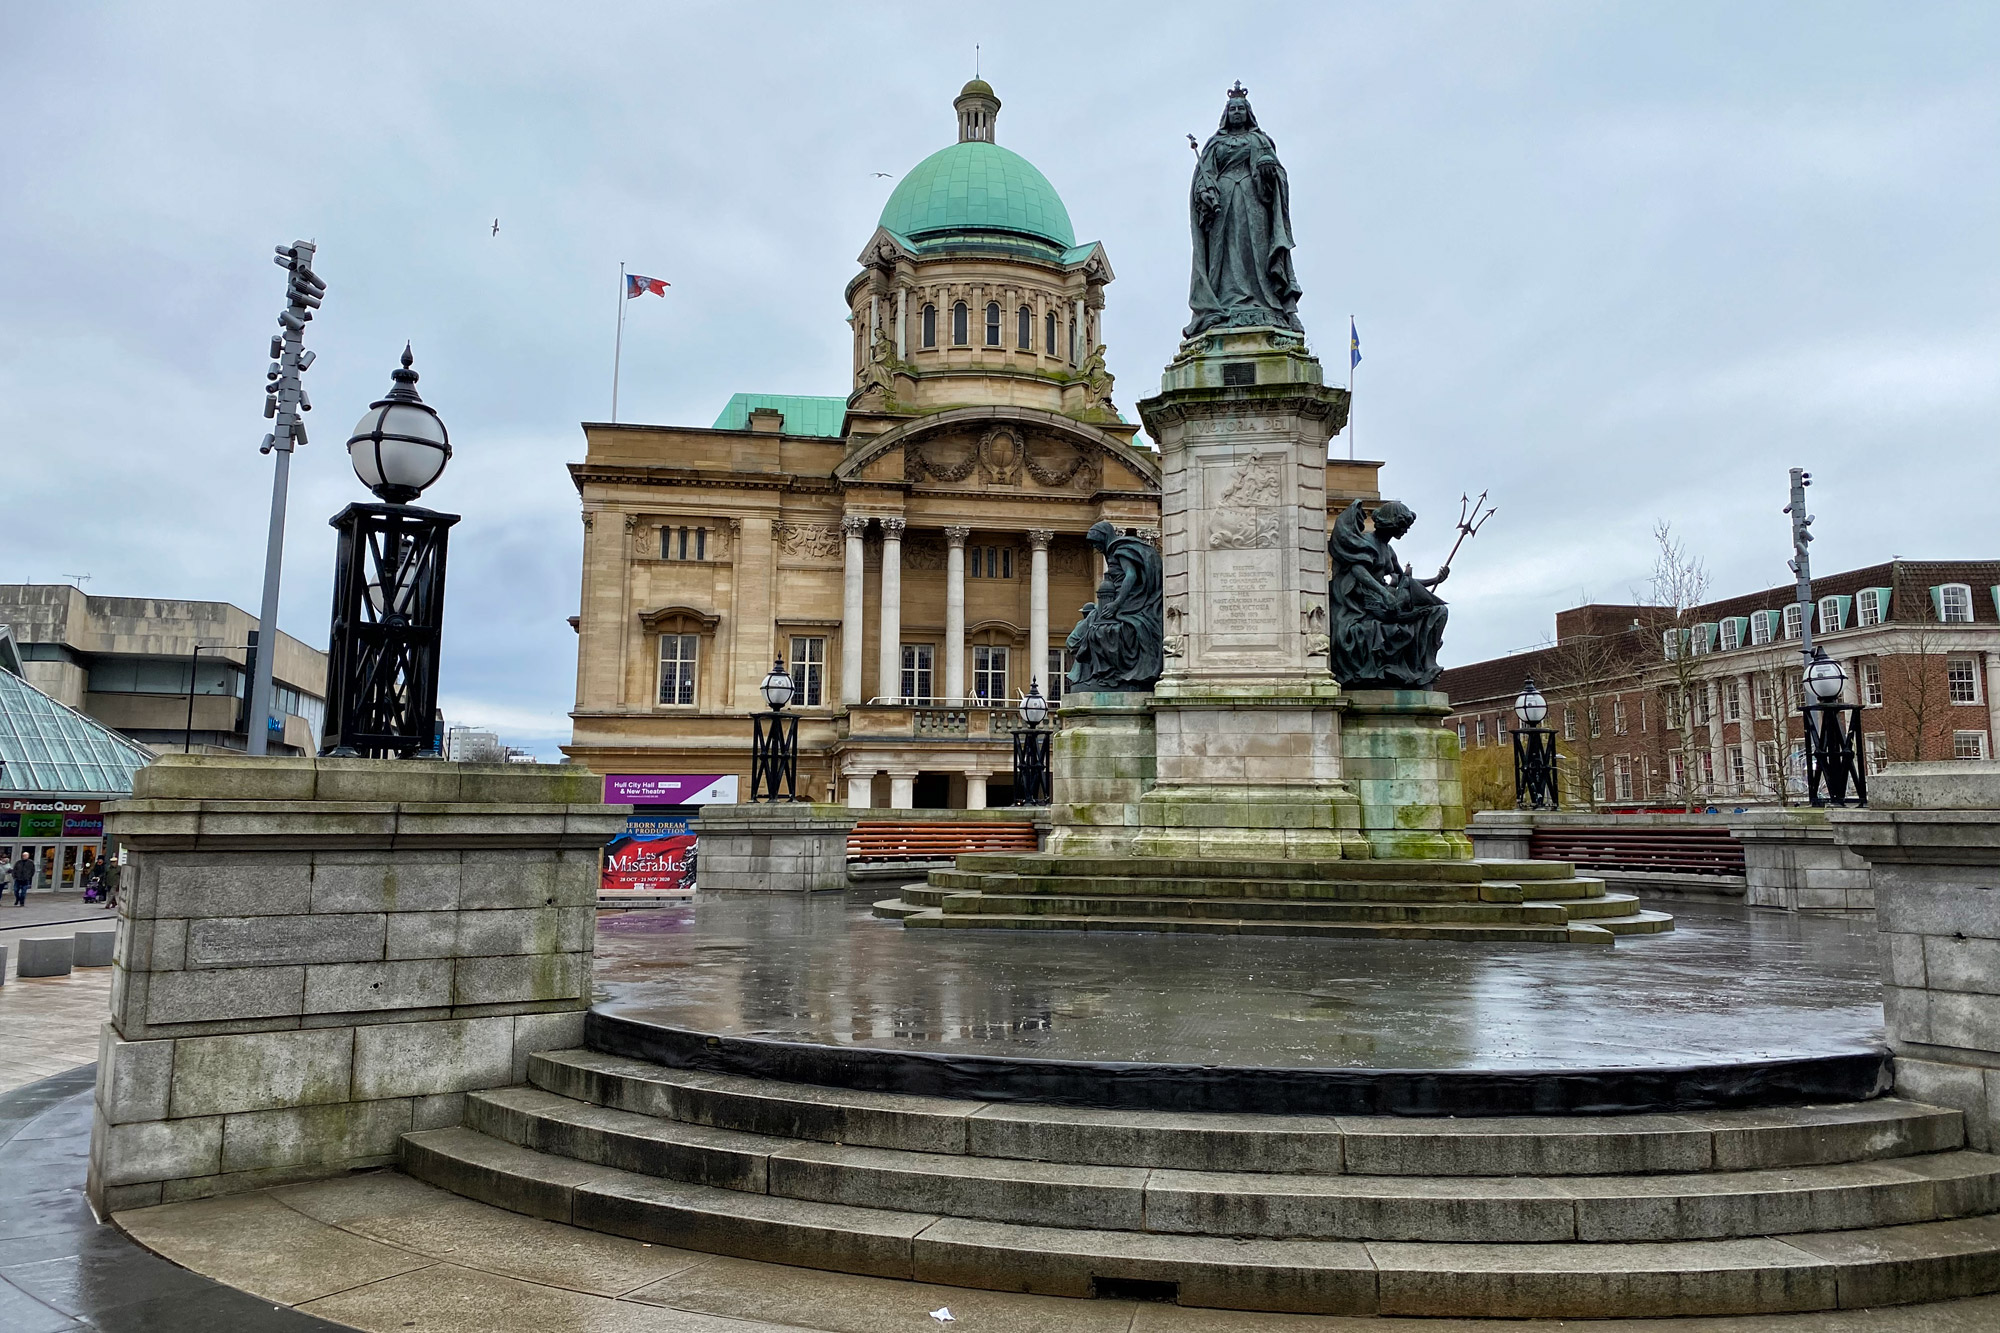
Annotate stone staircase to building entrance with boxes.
[402,1047,2000,1318]
[873,854,1673,943]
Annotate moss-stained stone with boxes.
[1338,689,1473,861]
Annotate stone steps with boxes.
[954,853,1497,882]
[1582,909,1680,936]
[922,890,1574,926]
[402,1096,2000,1316]
[928,869,1515,903]
[887,905,1606,944]
[458,1083,2000,1244]
[1532,890,1643,919]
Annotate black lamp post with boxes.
[1801,647,1867,808]
[1012,680,1052,806]
[751,658,800,801]
[1511,675,1560,810]
[321,346,459,757]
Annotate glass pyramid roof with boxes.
[0,661,152,797]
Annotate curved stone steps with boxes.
[926,890,1572,926]
[400,1123,2000,1317]
[1586,909,1680,935]
[927,870,1507,903]
[461,1084,2000,1243]
[1533,890,1644,919]
[954,853,1495,882]
[528,1050,1959,1177]
[887,904,1601,943]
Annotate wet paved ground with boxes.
[595,894,1884,1071]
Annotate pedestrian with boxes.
[10,851,32,906]
[101,855,120,910]
[82,861,103,904]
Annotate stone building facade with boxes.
[566,83,1380,808]
[1441,560,2000,808]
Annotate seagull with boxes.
[491,218,499,236]
[872,172,895,178]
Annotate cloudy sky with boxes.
[3,3,1994,756]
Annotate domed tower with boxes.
[843,80,1123,432]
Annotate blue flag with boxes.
[1350,317,1361,370]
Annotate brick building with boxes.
[1438,561,2000,808]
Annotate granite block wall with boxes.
[88,754,627,1212]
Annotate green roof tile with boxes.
[711,393,847,438]
[879,141,1074,249]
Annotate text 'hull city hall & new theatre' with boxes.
[565,80,1382,809]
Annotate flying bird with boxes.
[491,219,499,236]
[1187,133,1198,151]
[872,172,895,178]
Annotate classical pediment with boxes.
[636,604,721,635]
[834,406,1160,495]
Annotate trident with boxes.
[1439,490,1497,571]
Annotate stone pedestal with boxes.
[1832,761,2000,1150]
[1736,810,1874,914]
[1047,691,1155,857]
[1339,690,1471,860]
[88,754,626,1213]
[1134,327,1364,859]
[694,803,859,893]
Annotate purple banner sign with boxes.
[603,773,739,806]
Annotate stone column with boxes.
[846,773,873,809]
[944,526,970,703]
[877,517,906,702]
[88,755,623,1213]
[888,771,917,810]
[1707,680,1728,796]
[1743,671,1763,792]
[1027,529,1053,697]
[965,773,988,810]
[841,515,867,705]
[1071,296,1085,364]
[895,288,907,360]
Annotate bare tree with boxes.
[1883,596,1949,763]
[1537,626,1644,811]
[1637,521,1712,812]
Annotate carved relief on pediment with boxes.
[978,426,1022,486]
[903,536,946,571]
[907,434,977,483]
[1024,434,1087,488]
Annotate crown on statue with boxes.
[1227,81,1249,99]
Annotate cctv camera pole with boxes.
[248,241,326,755]
[1785,467,1815,671]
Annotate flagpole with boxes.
[612,262,626,423]
[1347,313,1356,462]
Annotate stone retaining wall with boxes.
[87,754,626,1212]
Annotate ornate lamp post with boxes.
[1801,647,1867,808]
[1511,675,1560,810]
[1012,681,1052,806]
[321,347,459,757]
[751,659,800,800]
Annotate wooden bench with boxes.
[1531,827,1745,877]
[847,820,1039,863]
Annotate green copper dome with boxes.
[878,140,1075,250]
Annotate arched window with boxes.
[921,304,936,348]
[1044,310,1057,354]
[985,302,1001,346]
[1017,305,1032,349]
[952,301,968,345]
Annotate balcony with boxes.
[837,700,1038,742]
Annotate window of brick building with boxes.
[788,636,825,708]
[1728,745,1747,787]
[1457,721,1467,747]
[1663,691,1682,730]
[1783,603,1804,640]
[1613,756,1633,801]
[1588,705,1601,738]
[1750,611,1774,646]
[1476,717,1488,747]
[1864,732,1887,775]
[1613,699,1627,734]
[1669,752,1687,791]
[1948,656,1981,705]
[1755,677,1775,719]
[1592,760,1606,803]
[1662,628,1681,660]
[1720,618,1743,651]
[1723,682,1741,722]
[1757,741,1779,788]
[1857,587,1889,626]
[1935,584,1974,624]
[1860,661,1883,706]
[1690,688,1710,727]
[657,635,698,706]
[1955,731,1989,760]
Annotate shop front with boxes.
[0,797,108,892]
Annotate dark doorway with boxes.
[913,773,951,809]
